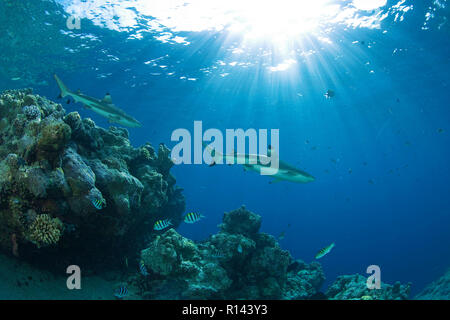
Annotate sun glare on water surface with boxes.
[64,0,390,42]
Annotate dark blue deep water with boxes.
[0,0,449,298]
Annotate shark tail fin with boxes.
[54,74,71,98]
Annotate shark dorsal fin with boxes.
[102,93,113,104]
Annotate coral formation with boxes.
[0,89,185,267]
[25,214,63,248]
[415,269,450,300]
[134,206,325,299]
[325,274,410,300]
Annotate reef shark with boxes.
[203,143,315,184]
[54,74,142,128]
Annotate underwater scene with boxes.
[0,0,449,301]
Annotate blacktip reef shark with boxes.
[54,74,142,128]
[203,142,315,184]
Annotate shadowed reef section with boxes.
[415,269,450,300]
[128,206,411,300]
[0,88,185,269]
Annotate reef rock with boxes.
[0,89,185,268]
[136,206,325,300]
[282,260,326,299]
[140,229,231,299]
[219,205,261,236]
[326,274,410,300]
[415,269,450,300]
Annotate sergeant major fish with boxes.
[92,197,106,210]
[114,286,128,299]
[139,260,149,277]
[154,219,172,231]
[184,212,204,224]
[211,249,224,259]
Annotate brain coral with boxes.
[25,214,63,248]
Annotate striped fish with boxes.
[92,197,106,210]
[183,212,204,224]
[211,249,224,259]
[114,286,128,299]
[139,260,149,277]
[315,242,335,259]
[153,219,172,231]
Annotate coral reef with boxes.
[133,206,325,299]
[325,274,410,300]
[415,269,450,300]
[0,89,185,267]
[0,88,414,300]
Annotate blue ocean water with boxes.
[1,0,449,297]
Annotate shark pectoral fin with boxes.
[102,93,113,104]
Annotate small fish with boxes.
[139,260,149,276]
[237,244,243,253]
[56,167,64,175]
[211,249,224,259]
[278,231,286,241]
[114,286,128,299]
[324,89,335,99]
[438,128,444,133]
[184,212,204,224]
[315,242,335,259]
[92,197,106,210]
[361,295,373,300]
[154,219,172,231]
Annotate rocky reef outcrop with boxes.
[132,206,325,299]
[325,274,410,300]
[0,89,185,268]
[415,269,450,300]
